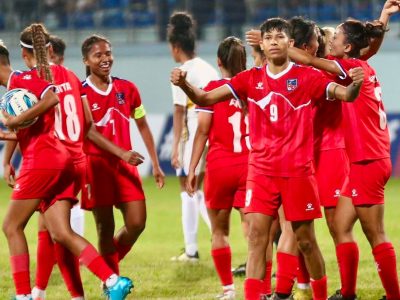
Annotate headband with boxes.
[20,41,51,49]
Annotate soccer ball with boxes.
[0,88,39,128]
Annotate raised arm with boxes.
[186,111,211,196]
[288,47,345,76]
[170,68,233,106]
[360,0,400,60]
[327,67,364,102]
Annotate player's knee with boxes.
[297,238,315,256]
[248,226,268,249]
[49,228,70,245]
[126,218,146,235]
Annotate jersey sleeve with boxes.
[129,82,146,119]
[227,69,251,102]
[327,56,362,81]
[307,68,335,103]
[195,80,220,113]
[171,83,188,107]
[9,71,54,100]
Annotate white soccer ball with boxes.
[0,88,39,128]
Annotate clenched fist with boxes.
[348,67,364,86]
[170,68,187,87]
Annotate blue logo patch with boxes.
[116,92,125,104]
[286,79,298,91]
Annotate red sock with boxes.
[373,242,400,299]
[10,254,31,295]
[54,243,84,297]
[297,253,310,285]
[211,247,233,286]
[114,239,132,261]
[336,242,359,297]
[310,275,327,300]
[275,252,298,294]
[35,231,55,290]
[103,251,120,275]
[261,260,273,295]
[78,244,114,282]
[244,278,263,300]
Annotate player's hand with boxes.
[348,67,364,86]
[122,150,144,166]
[185,171,196,196]
[171,148,180,169]
[245,29,262,47]
[153,165,165,189]
[3,163,15,188]
[1,111,18,131]
[170,68,187,87]
[382,0,400,16]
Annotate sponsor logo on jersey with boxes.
[305,202,314,211]
[245,189,252,207]
[14,183,21,191]
[255,82,264,90]
[334,189,341,198]
[286,79,298,91]
[92,103,100,111]
[352,189,358,197]
[22,74,32,80]
[116,92,125,105]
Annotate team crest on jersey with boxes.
[286,79,298,91]
[116,92,125,105]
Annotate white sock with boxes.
[70,204,85,236]
[196,190,211,231]
[181,191,199,256]
[71,297,85,300]
[15,295,32,300]
[32,286,45,299]
[223,283,235,291]
[297,282,311,289]
[105,274,119,288]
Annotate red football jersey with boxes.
[51,64,85,163]
[313,87,345,152]
[8,70,69,169]
[330,57,390,162]
[82,76,143,156]
[228,62,333,177]
[197,79,249,170]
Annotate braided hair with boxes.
[20,23,53,82]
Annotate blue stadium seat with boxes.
[102,9,126,28]
[72,11,95,29]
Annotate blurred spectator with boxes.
[42,0,68,29]
[14,0,38,29]
[188,0,215,40]
[221,0,246,38]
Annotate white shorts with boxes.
[176,117,206,177]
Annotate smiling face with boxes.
[84,41,113,77]
[330,25,349,58]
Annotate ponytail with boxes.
[217,36,246,77]
[20,23,53,82]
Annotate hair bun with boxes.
[170,12,194,33]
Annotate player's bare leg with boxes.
[244,212,274,300]
[292,220,327,300]
[356,204,400,298]
[333,196,358,244]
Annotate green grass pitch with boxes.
[0,177,399,299]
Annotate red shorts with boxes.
[244,173,322,221]
[38,161,86,213]
[341,158,391,206]
[204,163,247,210]
[12,167,74,204]
[81,155,145,210]
[315,148,349,207]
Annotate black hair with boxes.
[167,12,196,56]
[217,36,246,77]
[316,26,326,58]
[81,34,111,77]
[0,41,10,65]
[289,16,316,49]
[260,18,292,38]
[49,35,66,58]
[341,19,386,58]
